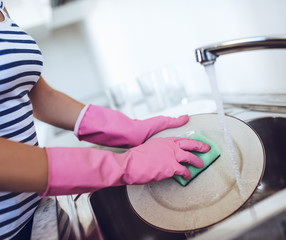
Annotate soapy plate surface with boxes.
[126,114,265,232]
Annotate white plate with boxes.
[126,114,265,232]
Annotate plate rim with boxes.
[126,113,266,232]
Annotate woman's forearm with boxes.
[5,76,85,192]
[29,76,85,131]
[0,137,48,193]
[0,76,84,193]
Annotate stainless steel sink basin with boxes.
[242,116,286,207]
[89,186,187,240]
[89,116,286,240]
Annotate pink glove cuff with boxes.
[40,147,56,197]
[74,104,90,137]
[40,147,126,197]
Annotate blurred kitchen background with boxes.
[5,0,286,147]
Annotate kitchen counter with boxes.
[194,189,286,240]
[30,194,103,240]
[31,197,58,240]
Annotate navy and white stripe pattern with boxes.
[0,1,43,239]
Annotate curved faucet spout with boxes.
[195,36,286,65]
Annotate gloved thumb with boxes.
[143,115,189,139]
[165,115,189,128]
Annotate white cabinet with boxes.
[51,0,95,29]
[4,0,95,39]
[4,0,51,39]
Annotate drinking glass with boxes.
[105,83,134,117]
[137,65,187,113]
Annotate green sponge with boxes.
[174,132,221,186]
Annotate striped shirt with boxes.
[0,1,43,239]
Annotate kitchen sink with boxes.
[89,186,187,240]
[88,115,286,240]
[242,116,286,207]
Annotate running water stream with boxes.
[204,64,246,198]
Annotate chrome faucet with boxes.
[195,36,286,65]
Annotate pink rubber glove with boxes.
[74,104,189,148]
[41,137,210,196]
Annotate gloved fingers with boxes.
[146,115,189,133]
[166,115,189,128]
[174,164,191,180]
[173,137,210,153]
[175,150,204,168]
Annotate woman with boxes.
[0,1,210,239]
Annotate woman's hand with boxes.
[75,104,190,148]
[42,136,210,196]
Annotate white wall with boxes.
[38,22,106,104]
[85,0,286,95]
[7,0,286,99]
[7,0,286,145]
